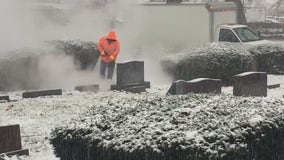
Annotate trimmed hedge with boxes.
[161,43,254,85]
[50,93,284,160]
[48,40,100,70]
[248,44,284,74]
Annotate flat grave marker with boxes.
[75,84,99,92]
[22,89,62,98]
[0,96,10,102]
[267,84,280,89]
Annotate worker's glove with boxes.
[101,51,105,56]
[110,55,115,61]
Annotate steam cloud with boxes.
[0,0,172,91]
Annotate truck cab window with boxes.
[233,27,261,42]
[219,29,239,43]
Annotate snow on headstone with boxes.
[233,72,267,97]
[167,78,222,95]
[0,124,29,157]
[111,61,150,93]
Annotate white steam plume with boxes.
[0,0,173,91]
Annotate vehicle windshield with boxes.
[233,27,261,42]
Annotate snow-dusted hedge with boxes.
[50,92,284,160]
[0,49,42,91]
[48,40,100,70]
[161,43,254,85]
[248,44,284,74]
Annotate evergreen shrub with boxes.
[248,44,284,74]
[161,43,254,85]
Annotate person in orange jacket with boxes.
[97,31,120,79]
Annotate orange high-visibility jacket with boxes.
[97,31,120,63]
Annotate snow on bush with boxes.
[51,92,284,160]
[161,43,254,85]
[248,44,284,74]
[48,40,100,70]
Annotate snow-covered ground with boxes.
[0,74,284,160]
[0,1,283,158]
[1,40,284,160]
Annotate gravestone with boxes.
[117,61,144,85]
[0,96,10,102]
[22,89,62,98]
[267,84,280,89]
[111,61,150,93]
[75,84,99,92]
[0,124,29,158]
[233,72,267,97]
[167,78,222,95]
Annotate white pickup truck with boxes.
[118,1,269,51]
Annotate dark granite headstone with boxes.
[0,96,10,102]
[233,72,267,97]
[111,61,150,93]
[167,78,222,95]
[0,124,29,157]
[167,80,187,95]
[75,84,99,92]
[22,89,62,98]
[117,61,144,85]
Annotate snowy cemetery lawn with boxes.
[0,75,284,160]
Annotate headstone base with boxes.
[111,82,150,93]
[75,84,99,92]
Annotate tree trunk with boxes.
[225,0,247,25]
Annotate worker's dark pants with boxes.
[100,60,115,79]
